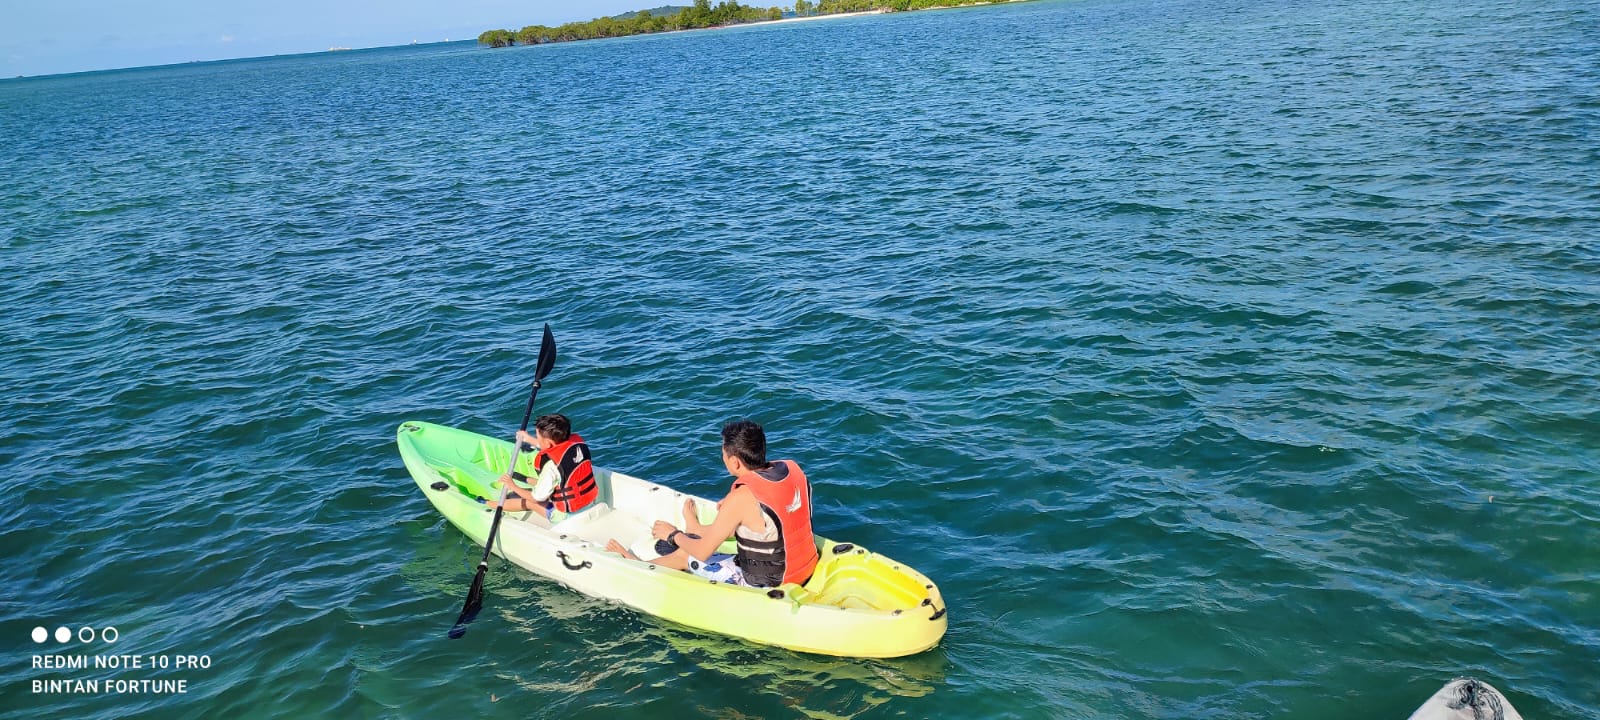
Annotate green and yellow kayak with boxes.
[397,421,948,658]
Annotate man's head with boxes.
[534,414,572,448]
[721,419,767,472]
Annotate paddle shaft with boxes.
[475,378,542,570]
[450,323,556,639]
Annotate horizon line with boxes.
[2,38,477,83]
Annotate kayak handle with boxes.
[922,597,946,621]
[557,551,592,572]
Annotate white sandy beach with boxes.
[763,10,887,25]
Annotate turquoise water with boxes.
[3,0,1598,716]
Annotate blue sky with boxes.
[1,1,655,78]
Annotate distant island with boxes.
[479,0,1014,47]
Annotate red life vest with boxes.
[730,460,817,587]
[533,434,598,514]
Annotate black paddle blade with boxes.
[448,567,488,639]
[534,323,556,383]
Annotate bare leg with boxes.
[605,539,693,571]
[604,539,639,560]
[649,547,692,571]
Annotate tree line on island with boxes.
[478,0,1008,46]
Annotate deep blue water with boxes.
[3,0,1598,717]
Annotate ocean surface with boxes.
[3,0,1597,717]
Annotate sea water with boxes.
[2,0,1597,716]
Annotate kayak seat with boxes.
[592,468,616,508]
[805,550,925,611]
[557,501,610,525]
[555,502,653,553]
[429,462,504,501]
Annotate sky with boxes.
[1,1,656,78]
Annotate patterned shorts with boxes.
[686,553,748,586]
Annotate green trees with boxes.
[477,0,1014,47]
[816,0,877,12]
[675,0,774,26]
[477,29,515,47]
[515,25,552,44]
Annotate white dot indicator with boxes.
[32,627,47,643]
[54,627,71,643]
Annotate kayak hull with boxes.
[398,420,947,658]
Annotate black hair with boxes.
[535,414,571,443]
[721,419,768,469]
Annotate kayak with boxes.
[397,420,948,658]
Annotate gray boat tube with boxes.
[1407,678,1524,720]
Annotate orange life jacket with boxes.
[533,434,598,514]
[730,460,817,587]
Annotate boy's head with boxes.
[721,419,767,470]
[535,414,572,445]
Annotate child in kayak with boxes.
[606,419,819,588]
[490,413,599,522]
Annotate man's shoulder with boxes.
[723,484,760,509]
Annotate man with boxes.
[492,413,598,521]
[606,419,818,588]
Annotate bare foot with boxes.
[605,539,639,560]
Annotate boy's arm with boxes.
[527,462,560,503]
[491,462,551,507]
